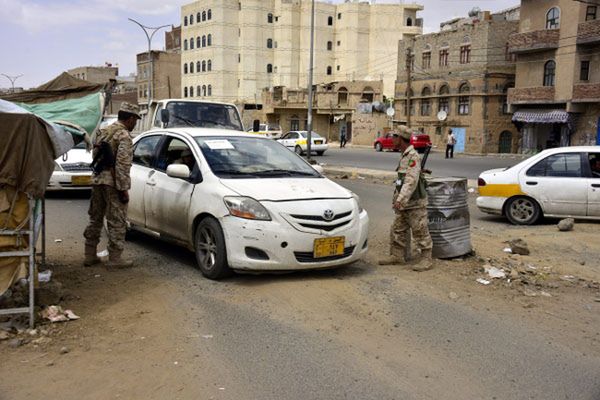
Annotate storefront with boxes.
[512,110,577,154]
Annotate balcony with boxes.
[508,30,559,54]
[572,83,600,102]
[508,87,555,104]
[577,19,600,45]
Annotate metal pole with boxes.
[128,19,170,108]
[28,199,35,328]
[406,46,413,129]
[306,0,315,162]
[1,74,23,93]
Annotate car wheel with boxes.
[295,145,303,155]
[316,151,325,156]
[375,142,383,152]
[194,217,232,279]
[505,196,541,225]
[416,147,425,154]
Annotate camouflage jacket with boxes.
[92,121,133,191]
[394,145,427,210]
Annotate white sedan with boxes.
[277,131,328,156]
[477,146,600,225]
[48,141,93,190]
[128,128,368,279]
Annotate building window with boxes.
[458,83,470,115]
[208,85,212,96]
[207,60,212,71]
[290,115,300,131]
[190,14,194,24]
[328,16,333,26]
[546,7,560,29]
[202,60,206,72]
[197,85,201,95]
[267,38,273,48]
[207,34,212,46]
[543,60,556,86]
[268,13,273,23]
[202,11,206,21]
[207,9,212,20]
[184,87,188,97]
[362,86,374,102]
[337,40,341,46]
[202,35,206,47]
[460,45,471,64]
[338,87,348,104]
[196,36,201,48]
[190,38,194,50]
[406,17,412,26]
[190,86,194,97]
[238,54,241,63]
[439,48,449,67]
[505,42,516,62]
[184,39,188,51]
[580,60,590,81]
[327,66,332,75]
[184,16,188,26]
[327,41,333,51]
[183,63,188,74]
[337,65,340,71]
[190,62,194,73]
[420,87,431,116]
[337,13,341,20]
[197,12,201,22]
[422,51,431,69]
[404,89,415,116]
[267,64,273,73]
[195,61,201,72]
[502,83,513,114]
[586,6,597,21]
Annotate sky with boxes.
[0,0,518,89]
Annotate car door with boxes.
[382,134,393,149]
[521,152,588,216]
[144,135,198,240]
[281,132,298,149]
[129,135,163,227]
[586,152,600,216]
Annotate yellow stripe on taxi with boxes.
[478,184,525,198]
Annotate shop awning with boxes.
[512,110,576,131]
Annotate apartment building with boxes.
[67,65,118,85]
[395,7,520,154]
[508,0,600,152]
[180,0,422,105]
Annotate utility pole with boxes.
[1,74,23,93]
[128,18,170,108]
[306,0,315,162]
[406,45,413,129]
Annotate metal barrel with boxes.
[426,177,472,259]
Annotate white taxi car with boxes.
[277,131,328,156]
[128,128,368,279]
[48,141,93,190]
[477,146,600,225]
[246,123,283,139]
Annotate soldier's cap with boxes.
[119,102,141,119]
[397,126,412,141]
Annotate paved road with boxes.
[21,188,599,400]
[316,147,524,179]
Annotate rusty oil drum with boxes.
[426,177,472,258]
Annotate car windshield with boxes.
[165,102,243,131]
[299,131,322,139]
[195,136,321,179]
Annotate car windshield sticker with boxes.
[204,140,235,150]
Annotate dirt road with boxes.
[1,183,599,400]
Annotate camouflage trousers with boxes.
[83,185,128,256]
[389,206,433,259]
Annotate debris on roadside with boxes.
[40,305,80,323]
[476,278,491,285]
[557,218,574,232]
[54,239,62,243]
[448,292,459,300]
[506,239,530,256]
[38,270,52,283]
[484,265,506,279]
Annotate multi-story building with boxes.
[67,65,118,84]
[508,0,600,152]
[180,0,423,105]
[395,7,520,154]
[136,25,182,108]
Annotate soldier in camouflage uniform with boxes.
[83,102,140,268]
[378,127,433,271]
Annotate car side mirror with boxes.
[166,164,190,179]
[160,109,170,126]
[253,119,260,132]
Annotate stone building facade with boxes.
[67,65,118,85]
[180,0,422,105]
[508,0,600,152]
[262,80,386,144]
[395,8,520,154]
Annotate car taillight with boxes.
[478,178,486,187]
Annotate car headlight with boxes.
[54,162,63,171]
[224,196,271,221]
[351,192,364,213]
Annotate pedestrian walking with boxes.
[339,126,347,148]
[378,127,433,271]
[83,102,140,268]
[446,129,456,159]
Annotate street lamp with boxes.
[1,74,23,93]
[306,0,315,162]
[128,18,170,108]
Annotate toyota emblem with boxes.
[323,209,335,221]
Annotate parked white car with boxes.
[128,128,368,279]
[477,146,600,225]
[246,123,283,139]
[48,141,93,190]
[277,131,328,155]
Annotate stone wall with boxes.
[508,86,555,103]
[572,104,600,146]
[508,29,559,53]
[350,113,389,146]
[573,83,600,102]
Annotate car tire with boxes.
[505,196,541,225]
[375,142,383,152]
[316,151,325,156]
[194,217,232,280]
[295,145,303,155]
[416,147,425,154]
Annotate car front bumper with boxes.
[47,171,93,191]
[476,196,506,215]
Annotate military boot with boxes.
[106,252,134,268]
[83,245,101,267]
[411,250,433,272]
[378,254,406,266]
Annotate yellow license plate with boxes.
[313,236,345,258]
[71,176,91,185]
[315,140,323,144]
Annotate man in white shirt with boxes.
[446,129,456,159]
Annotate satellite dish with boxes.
[386,107,395,117]
[437,110,448,121]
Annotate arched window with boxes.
[196,61,201,72]
[202,60,206,72]
[184,16,188,26]
[207,60,212,71]
[190,62,194,73]
[202,11,206,21]
[546,7,560,29]
[267,64,273,73]
[184,39,188,51]
[438,84,450,114]
[197,85,201,96]
[498,131,513,153]
[208,85,212,96]
[543,60,556,86]
[327,41,333,51]
[202,85,207,97]
[327,66,332,75]
[328,16,333,26]
[207,34,212,46]
[406,17,413,26]
[190,86,194,97]
[197,12,201,22]
[202,35,206,47]
[362,86,374,102]
[196,36,201,48]
[207,9,212,20]
[190,38,194,50]
[190,14,194,24]
[183,63,188,74]
[267,38,273,48]
[268,13,273,23]
[184,87,188,97]
[420,87,431,116]
[458,83,470,115]
[338,87,348,104]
